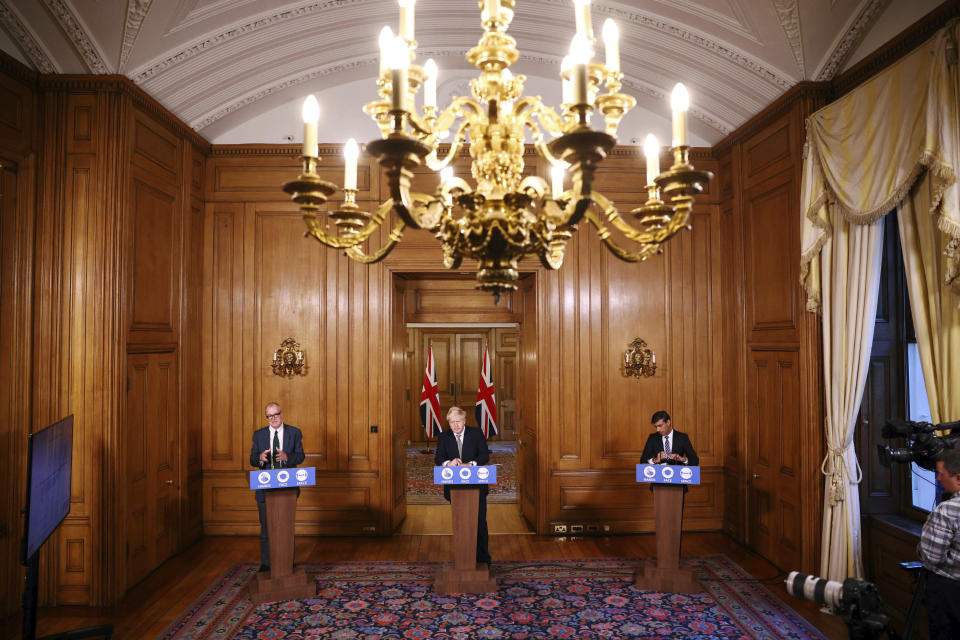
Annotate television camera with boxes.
[876,419,959,472]
[785,572,899,640]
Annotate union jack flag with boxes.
[419,346,442,438]
[475,345,498,437]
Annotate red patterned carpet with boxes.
[158,556,827,639]
[406,441,517,504]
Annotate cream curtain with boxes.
[799,20,960,582]
[898,178,960,425]
[818,217,883,581]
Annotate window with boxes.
[906,343,936,512]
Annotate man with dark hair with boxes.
[918,447,960,637]
[435,406,492,564]
[641,410,698,466]
[250,402,305,572]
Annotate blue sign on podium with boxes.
[433,465,497,485]
[249,466,316,490]
[636,464,700,485]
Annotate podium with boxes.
[634,464,702,593]
[433,465,498,594]
[248,467,316,603]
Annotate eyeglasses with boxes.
[266,413,282,419]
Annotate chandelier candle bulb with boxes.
[671,83,689,147]
[643,134,659,185]
[602,19,619,73]
[398,0,415,41]
[301,95,319,158]
[389,37,409,113]
[344,139,359,190]
[484,0,499,22]
[378,26,394,74]
[573,0,592,39]
[570,34,590,105]
[424,59,438,108]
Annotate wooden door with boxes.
[518,278,538,528]
[492,329,519,441]
[125,351,179,589]
[412,330,488,441]
[747,349,801,569]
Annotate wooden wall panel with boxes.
[204,203,244,468]
[0,154,36,618]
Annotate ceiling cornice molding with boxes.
[40,0,111,73]
[0,0,58,73]
[814,0,889,81]
[832,2,960,96]
[594,1,795,90]
[773,0,805,76]
[119,0,154,72]
[131,0,366,84]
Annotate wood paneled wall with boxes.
[714,82,832,572]
[203,144,725,537]
[0,57,208,612]
[0,52,37,621]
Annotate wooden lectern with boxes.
[434,486,497,594]
[634,484,702,593]
[249,486,314,604]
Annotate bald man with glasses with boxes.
[250,402,305,572]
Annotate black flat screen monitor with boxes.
[22,415,73,563]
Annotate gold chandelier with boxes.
[283,0,712,300]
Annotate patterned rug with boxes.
[406,442,517,504]
[158,556,826,639]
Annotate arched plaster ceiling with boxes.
[0,0,946,145]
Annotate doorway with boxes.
[391,274,538,534]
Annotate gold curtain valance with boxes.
[800,19,960,312]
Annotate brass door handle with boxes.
[751,473,760,479]
[165,480,173,485]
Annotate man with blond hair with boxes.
[435,406,492,564]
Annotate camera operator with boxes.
[918,447,960,637]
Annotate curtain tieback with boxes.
[820,445,863,506]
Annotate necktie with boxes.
[664,435,671,456]
[456,433,463,459]
[273,430,280,467]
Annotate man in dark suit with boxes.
[641,410,698,466]
[434,406,492,564]
[250,402,305,571]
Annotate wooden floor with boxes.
[9,515,849,639]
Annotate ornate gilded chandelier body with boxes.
[283,0,712,300]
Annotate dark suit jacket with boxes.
[641,429,699,466]
[434,426,490,500]
[250,424,305,502]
